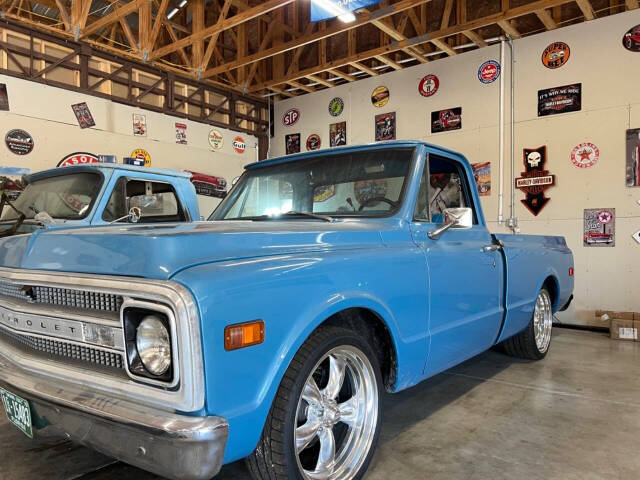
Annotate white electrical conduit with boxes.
[507,37,518,234]
[498,37,505,225]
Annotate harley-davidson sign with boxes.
[516,146,556,216]
[538,84,581,117]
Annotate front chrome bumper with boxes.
[0,349,228,480]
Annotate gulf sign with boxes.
[233,137,246,154]
[282,108,300,127]
[58,152,99,167]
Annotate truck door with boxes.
[411,153,504,377]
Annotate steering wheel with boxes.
[358,196,397,211]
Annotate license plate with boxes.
[0,387,33,438]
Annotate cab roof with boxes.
[26,163,192,183]
[244,140,470,170]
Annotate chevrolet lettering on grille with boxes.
[0,305,123,350]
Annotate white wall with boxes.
[0,74,258,216]
[273,10,640,326]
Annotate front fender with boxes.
[173,245,428,463]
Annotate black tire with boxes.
[500,288,553,360]
[246,325,382,480]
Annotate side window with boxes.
[102,178,186,223]
[414,155,477,224]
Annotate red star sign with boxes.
[578,149,592,161]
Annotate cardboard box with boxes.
[596,310,634,320]
[610,319,637,341]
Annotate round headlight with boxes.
[136,315,171,376]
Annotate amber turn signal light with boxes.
[225,321,265,351]
[569,267,574,276]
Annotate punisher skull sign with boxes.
[527,151,542,168]
[515,146,556,216]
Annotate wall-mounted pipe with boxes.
[506,37,519,234]
[498,38,505,225]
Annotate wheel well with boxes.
[322,308,397,393]
[543,276,558,309]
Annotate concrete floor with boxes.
[2,328,640,480]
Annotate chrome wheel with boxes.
[294,345,378,480]
[533,290,553,353]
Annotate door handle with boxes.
[482,244,501,252]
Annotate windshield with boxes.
[211,147,415,220]
[1,172,103,221]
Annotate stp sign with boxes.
[58,152,99,167]
[282,108,300,127]
[233,137,246,154]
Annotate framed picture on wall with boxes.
[375,112,396,141]
[330,121,347,147]
[285,133,301,155]
[71,102,95,128]
[626,128,640,187]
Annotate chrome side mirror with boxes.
[428,207,473,239]
[231,176,240,186]
[128,206,142,223]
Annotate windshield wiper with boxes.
[242,211,334,222]
[282,211,333,222]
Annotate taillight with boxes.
[569,267,574,276]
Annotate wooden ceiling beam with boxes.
[370,16,427,63]
[148,0,169,52]
[350,61,379,76]
[267,85,296,98]
[306,74,334,88]
[202,0,431,79]
[431,37,457,55]
[54,0,70,31]
[82,0,150,38]
[251,0,572,93]
[575,0,595,19]
[327,68,356,82]
[497,19,522,38]
[535,8,557,29]
[200,0,232,70]
[151,0,295,60]
[374,54,403,70]
[288,79,316,93]
[462,30,488,47]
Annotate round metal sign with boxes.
[570,142,599,168]
[597,210,613,224]
[58,152,99,167]
[5,129,34,155]
[306,134,321,151]
[478,60,501,83]
[328,97,344,117]
[541,42,570,69]
[418,74,439,97]
[371,86,390,108]
[208,130,224,150]
[131,148,151,167]
[233,137,246,154]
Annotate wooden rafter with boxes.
[82,0,150,38]
[535,8,558,29]
[575,0,596,19]
[151,0,295,60]
[202,0,430,79]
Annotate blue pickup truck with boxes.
[0,141,573,480]
[0,163,201,234]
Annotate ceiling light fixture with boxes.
[167,7,179,19]
[310,0,356,23]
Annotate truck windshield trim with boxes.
[211,147,416,221]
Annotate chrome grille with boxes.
[0,324,124,370]
[0,280,123,312]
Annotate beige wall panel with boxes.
[272,10,640,325]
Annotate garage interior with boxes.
[0,0,639,479]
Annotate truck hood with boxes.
[0,220,388,280]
